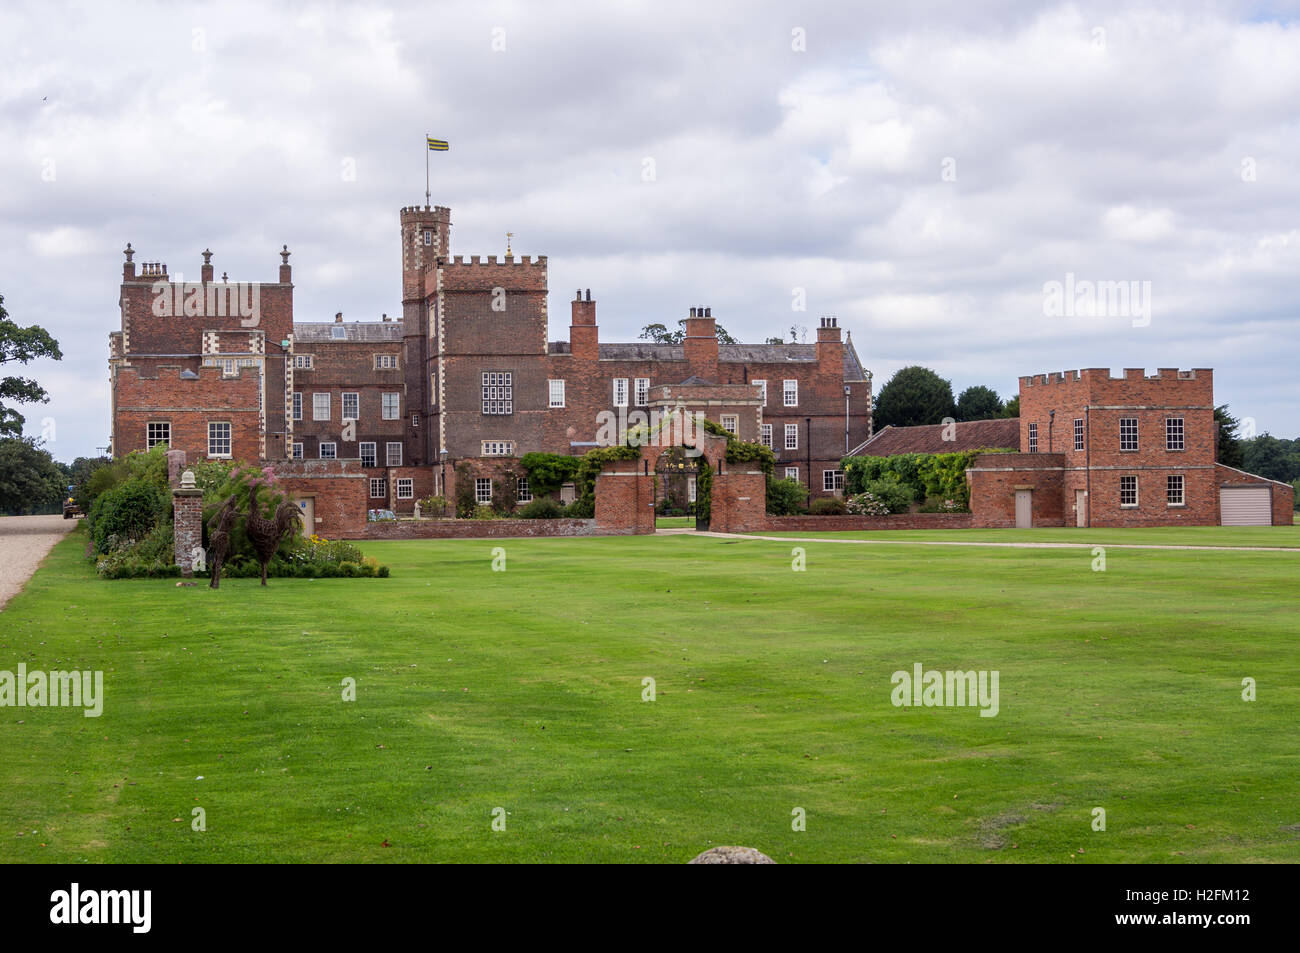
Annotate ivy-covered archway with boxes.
[653,446,712,530]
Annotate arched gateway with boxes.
[591,414,768,535]
[654,446,707,530]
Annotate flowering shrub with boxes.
[223,535,390,579]
[846,491,893,516]
[288,534,364,563]
[846,479,913,515]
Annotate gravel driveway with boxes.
[0,514,77,610]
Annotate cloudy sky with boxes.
[4,0,1299,459]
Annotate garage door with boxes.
[1220,487,1271,525]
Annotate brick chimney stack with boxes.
[201,248,214,284]
[816,316,842,379]
[570,288,598,360]
[122,243,136,281]
[279,245,292,284]
[684,306,719,381]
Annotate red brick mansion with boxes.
[108,203,872,528]
[107,203,1291,536]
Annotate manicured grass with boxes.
[750,525,1300,548]
[655,516,695,529]
[1,526,1297,863]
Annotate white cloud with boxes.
[27,226,98,258]
[1,0,1299,456]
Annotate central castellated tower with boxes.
[400,205,451,466]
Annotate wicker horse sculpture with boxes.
[206,494,240,590]
[244,483,303,586]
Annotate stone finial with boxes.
[221,272,228,282]
[123,242,134,263]
[280,244,291,265]
[202,248,212,265]
[180,469,196,490]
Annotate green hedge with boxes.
[766,476,805,515]
[841,450,1010,511]
[88,478,169,554]
[518,498,565,519]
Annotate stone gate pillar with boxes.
[172,469,204,576]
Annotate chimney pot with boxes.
[705,307,711,318]
[585,288,591,302]
[335,312,343,323]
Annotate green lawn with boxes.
[1,526,1297,863]
[655,516,695,529]
[750,525,1300,548]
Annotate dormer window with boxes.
[331,326,346,340]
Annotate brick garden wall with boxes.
[763,513,974,532]
[361,518,615,539]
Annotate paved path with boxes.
[656,528,1300,553]
[0,515,77,610]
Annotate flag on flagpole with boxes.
[427,137,449,151]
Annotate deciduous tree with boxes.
[0,437,65,514]
[0,293,63,438]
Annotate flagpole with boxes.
[425,133,431,206]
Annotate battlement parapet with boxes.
[1020,367,1210,388]
[445,254,547,266]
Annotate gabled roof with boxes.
[848,418,1020,457]
[843,332,867,382]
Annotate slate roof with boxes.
[598,337,868,381]
[293,321,405,343]
[292,323,867,380]
[598,343,685,361]
[848,418,1021,457]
